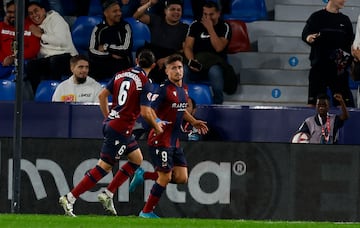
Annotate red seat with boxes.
[226,20,251,54]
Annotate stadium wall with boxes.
[1,138,360,221]
[1,102,360,144]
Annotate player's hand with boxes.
[192,120,208,135]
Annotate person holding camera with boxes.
[302,0,354,107]
[183,1,236,104]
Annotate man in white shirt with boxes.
[52,55,102,103]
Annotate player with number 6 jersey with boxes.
[59,49,164,217]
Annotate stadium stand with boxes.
[187,83,213,105]
[0,80,16,101]
[123,17,151,53]
[223,0,268,22]
[34,80,60,102]
[71,16,102,56]
[88,0,103,16]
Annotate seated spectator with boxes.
[183,1,236,104]
[52,55,102,103]
[0,0,40,79]
[89,0,133,81]
[133,0,188,84]
[25,1,78,94]
[191,0,231,20]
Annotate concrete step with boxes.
[240,69,308,86]
[224,84,308,104]
[258,36,310,53]
[275,0,360,6]
[228,52,310,73]
[246,21,305,41]
[275,4,360,22]
[246,21,356,42]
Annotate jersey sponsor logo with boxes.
[200,32,210,39]
[109,109,120,119]
[172,102,187,111]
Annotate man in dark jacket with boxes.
[89,0,133,81]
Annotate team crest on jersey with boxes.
[147,92,159,101]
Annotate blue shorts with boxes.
[148,146,187,172]
[100,123,139,166]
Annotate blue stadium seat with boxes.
[223,0,268,22]
[71,16,102,55]
[35,80,60,102]
[0,80,16,101]
[187,83,213,105]
[123,17,151,53]
[88,0,103,16]
[182,0,193,18]
[226,19,251,53]
[99,80,113,102]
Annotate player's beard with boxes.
[75,76,87,84]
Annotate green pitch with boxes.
[0,214,359,227]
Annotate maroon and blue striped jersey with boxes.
[105,66,152,136]
[146,80,189,148]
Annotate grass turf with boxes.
[0,214,360,227]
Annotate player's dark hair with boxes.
[138,49,156,68]
[70,55,89,66]
[165,53,183,66]
[316,93,330,101]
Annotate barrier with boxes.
[1,138,360,221]
[1,102,360,144]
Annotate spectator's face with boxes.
[165,60,183,83]
[28,5,46,25]
[316,99,330,116]
[71,60,89,84]
[330,0,346,10]
[5,4,16,26]
[165,4,182,24]
[104,4,122,25]
[202,7,220,25]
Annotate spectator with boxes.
[0,0,40,79]
[89,0,133,81]
[191,0,231,20]
[52,55,102,103]
[59,49,162,217]
[183,1,236,104]
[302,0,354,107]
[129,54,208,218]
[25,1,78,94]
[352,15,360,107]
[293,93,349,144]
[133,0,189,84]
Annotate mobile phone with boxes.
[188,59,202,71]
